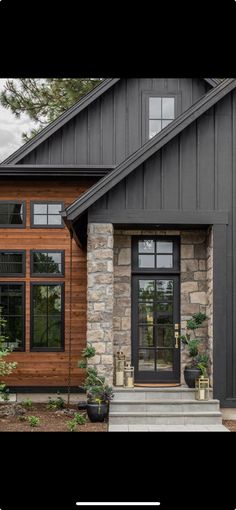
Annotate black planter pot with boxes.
[86,402,109,422]
[184,367,202,388]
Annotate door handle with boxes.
[174,330,180,348]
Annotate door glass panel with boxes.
[156,241,173,253]
[139,280,155,301]
[156,349,173,371]
[157,314,173,324]
[157,302,173,312]
[157,326,174,348]
[156,254,173,268]
[138,240,155,253]
[156,280,173,300]
[139,326,154,347]
[139,254,155,268]
[138,303,154,323]
[139,349,155,371]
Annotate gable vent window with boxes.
[149,97,175,139]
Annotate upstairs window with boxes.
[0,201,25,227]
[149,97,175,139]
[31,202,64,228]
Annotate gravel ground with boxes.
[223,420,236,432]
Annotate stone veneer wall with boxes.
[206,228,213,385]
[113,229,213,385]
[87,223,114,384]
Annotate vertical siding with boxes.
[162,138,179,210]
[180,124,197,210]
[143,154,162,210]
[197,112,215,210]
[18,78,211,166]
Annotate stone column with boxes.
[87,223,114,384]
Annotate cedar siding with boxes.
[0,178,96,387]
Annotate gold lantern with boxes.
[195,375,210,400]
[114,351,126,386]
[124,362,134,387]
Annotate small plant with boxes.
[67,419,77,432]
[181,312,209,375]
[74,412,86,425]
[28,416,40,427]
[78,344,96,369]
[0,385,10,401]
[46,396,65,410]
[21,398,33,408]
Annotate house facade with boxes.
[1,78,236,407]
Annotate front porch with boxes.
[86,223,213,388]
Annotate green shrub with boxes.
[67,419,77,432]
[46,396,65,410]
[28,416,40,427]
[74,412,86,425]
[21,398,33,408]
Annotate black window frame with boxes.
[142,91,181,143]
[30,201,64,229]
[0,282,25,352]
[30,250,65,277]
[0,200,26,228]
[30,282,64,352]
[132,236,180,274]
[0,250,26,277]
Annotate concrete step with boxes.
[110,399,220,413]
[109,424,229,432]
[113,387,213,401]
[109,411,222,425]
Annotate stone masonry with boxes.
[87,223,114,384]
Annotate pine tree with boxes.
[0,78,102,141]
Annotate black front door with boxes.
[132,237,180,384]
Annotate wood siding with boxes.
[19,79,210,166]
[88,91,236,407]
[0,178,96,387]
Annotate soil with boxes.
[223,420,236,432]
[0,403,108,432]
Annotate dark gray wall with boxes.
[19,79,210,165]
[88,91,236,407]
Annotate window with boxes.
[132,237,180,272]
[31,251,64,276]
[0,201,25,227]
[0,283,25,350]
[0,251,25,276]
[31,283,64,351]
[31,202,64,227]
[149,97,175,138]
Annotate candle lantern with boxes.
[124,362,134,388]
[114,351,126,386]
[195,375,210,400]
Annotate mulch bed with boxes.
[223,420,236,432]
[0,403,107,432]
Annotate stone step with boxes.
[109,411,222,425]
[109,424,229,432]
[113,387,213,401]
[110,399,220,413]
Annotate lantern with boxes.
[195,375,210,400]
[114,351,126,386]
[124,362,134,388]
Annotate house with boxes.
[0,77,235,411]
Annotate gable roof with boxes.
[64,78,236,223]
[1,78,219,166]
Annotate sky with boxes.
[0,79,35,162]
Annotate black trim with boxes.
[0,250,26,277]
[30,201,65,229]
[0,200,26,228]
[64,79,236,221]
[30,250,65,277]
[6,386,85,393]
[30,282,65,352]
[0,165,114,177]
[0,282,25,352]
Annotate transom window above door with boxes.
[132,237,180,272]
[149,97,175,138]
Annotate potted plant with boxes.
[180,312,209,388]
[78,345,114,422]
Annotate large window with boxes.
[31,202,64,228]
[0,201,25,227]
[0,251,25,276]
[31,283,64,351]
[149,97,175,138]
[0,283,25,350]
[31,251,64,277]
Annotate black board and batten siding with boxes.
[18,79,210,166]
[89,91,236,407]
